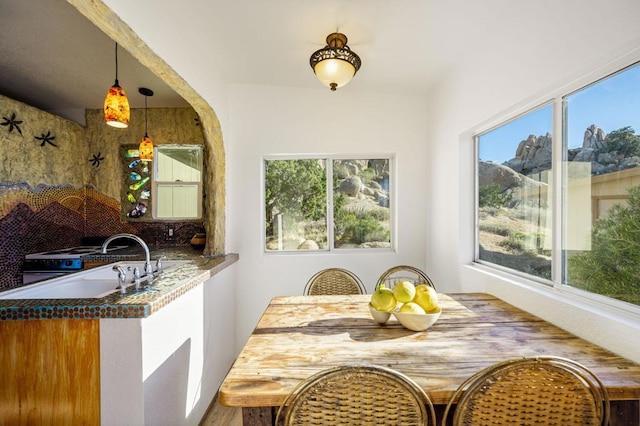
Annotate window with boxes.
[477,105,553,280]
[264,156,392,252]
[563,65,640,306]
[475,62,640,309]
[153,145,203,219]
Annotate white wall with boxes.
[226,84,429,346]
[425,4,640,363]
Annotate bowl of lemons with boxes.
[369,280,441,331]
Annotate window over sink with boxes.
[120,144,203,221]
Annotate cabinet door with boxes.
[0,319,100,424]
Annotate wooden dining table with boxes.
[218,293,640,426]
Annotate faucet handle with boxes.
[112,265,127,294]
[112,265,126,283]
[132,266,141,281]
[156,256,168,273]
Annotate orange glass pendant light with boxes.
[138,87,154,160]
[104,43,130,128]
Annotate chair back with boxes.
[442,356,610,426]
[376,265,436,290]
[276,364,436,425]
[304,268,366,295]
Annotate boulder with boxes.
[338,176,363,197]
[298,239,319,250]
[583,124,606,150]
[478,161,523,191]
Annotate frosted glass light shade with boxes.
[309,32,361,91]
[104,83,130,128]
[139,135,154,160]
[313,59,356,91]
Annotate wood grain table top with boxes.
[219,293,640,407]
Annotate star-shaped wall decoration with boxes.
[35,131,57,147]
[90,152,105,168]
[1,112,23,135]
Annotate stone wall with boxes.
[0,94,86,187]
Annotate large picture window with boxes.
[264,157,392,252]
[476,62,640,309]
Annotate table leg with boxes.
[242,407,275,426]
[609,400,639,426]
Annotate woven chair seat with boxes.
[442,356,610,426]
[376,265,436,290]
[304,268,366,295]
[276,364,435,425]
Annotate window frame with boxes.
[151,144,203,220]
[472,55,640,317]
[262,154,396,254]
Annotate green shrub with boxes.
[479,184,511,208]
[568,184,640,304]
[479,223,511,236]
[335,208,389,245]
[600,126,640,157]
[499,234,525,251]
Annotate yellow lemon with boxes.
[370,286,397,312]
[398,302,426,315]
[413,284,439,312]
[393,281,416,303]
[425,306,442,315]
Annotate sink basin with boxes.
[1,260,192,300]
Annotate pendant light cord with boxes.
[144,95,149,138]
[114,43,120,85]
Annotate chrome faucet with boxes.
[101,233,153,278]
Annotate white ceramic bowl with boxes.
[392,308,441,331]
[368,303,392,324]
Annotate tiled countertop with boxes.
[0,250,239,321]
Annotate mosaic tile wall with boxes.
[0,184,204,289]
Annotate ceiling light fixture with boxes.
[309,32,361,91]
[104,43,130,128]
[138,87,154,160]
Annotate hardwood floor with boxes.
[199,394,242,426]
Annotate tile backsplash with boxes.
[0,183,203,289]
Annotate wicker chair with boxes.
[303,268,366,295]
[275,364,436,426]
[442,356,610,426]
[376,265,436,290]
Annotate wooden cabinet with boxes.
[0,320,100,424]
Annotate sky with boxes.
[479,63,640,164]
